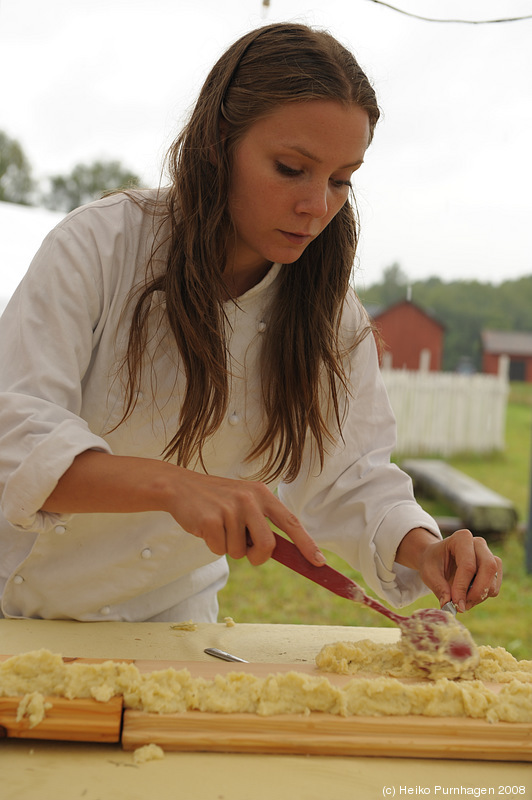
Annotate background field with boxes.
[218,382,532,660]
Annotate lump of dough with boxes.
[133,743,165,764]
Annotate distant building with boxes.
[482,330,532,382]
[369,299,445,371]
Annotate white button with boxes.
[13,574,24,585]
[257,320,267,332]
[100,606,111,616]
[141,548,152,559]
[228,413,239,425]
[54,525,67,534]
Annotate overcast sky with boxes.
[1,0,531,295]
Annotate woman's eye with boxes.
[331,178,352,189]
[275,161,302,177]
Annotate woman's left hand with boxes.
[396,527,502,612]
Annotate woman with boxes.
[0,23,500,622]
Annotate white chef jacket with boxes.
[0,191,441,622]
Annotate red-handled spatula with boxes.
[270,532,479,678]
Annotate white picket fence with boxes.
[381,367,509,456]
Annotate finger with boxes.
[465,541,500,607]
[417,541,453,608]
[432,575,452,610]
[265,495,326,566]
[244,514,277,565]
[219,496,273,563]
[216,500,254,561]
[464,540,502,609]
[224,520,248,560]
[492,559,503,595]
[198,521,227,557]
[443,529,478,612]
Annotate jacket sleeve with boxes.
[0,213,115,534]
[278,298,441,608]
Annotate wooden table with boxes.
[1,619,531,800]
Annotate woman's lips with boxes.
[279,230,312,245]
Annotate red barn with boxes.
[371,299,445,371]
[482,330,532,382]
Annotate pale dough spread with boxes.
[1,644,531,727]
[316,638,532,683]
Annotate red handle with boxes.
[270,532,405,624]
[270,532,361,602]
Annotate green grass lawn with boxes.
[218,382,532,660]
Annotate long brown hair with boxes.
[120,23,380,482]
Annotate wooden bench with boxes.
[401,458,518,534]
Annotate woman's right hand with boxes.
[166,466,326,566]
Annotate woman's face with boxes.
[226,99,370,288]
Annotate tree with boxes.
[0,131,35,205]
[361,262,409,308]
[41,159,141,212]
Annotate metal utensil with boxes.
[204,647,249,663]
[441,601,458,616]
[270,532,478,676]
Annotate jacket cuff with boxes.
[368,504,442,608]
[2,419,112,533]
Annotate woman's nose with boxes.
[294,182,329,219]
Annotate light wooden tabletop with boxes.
[1,619,530,800]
